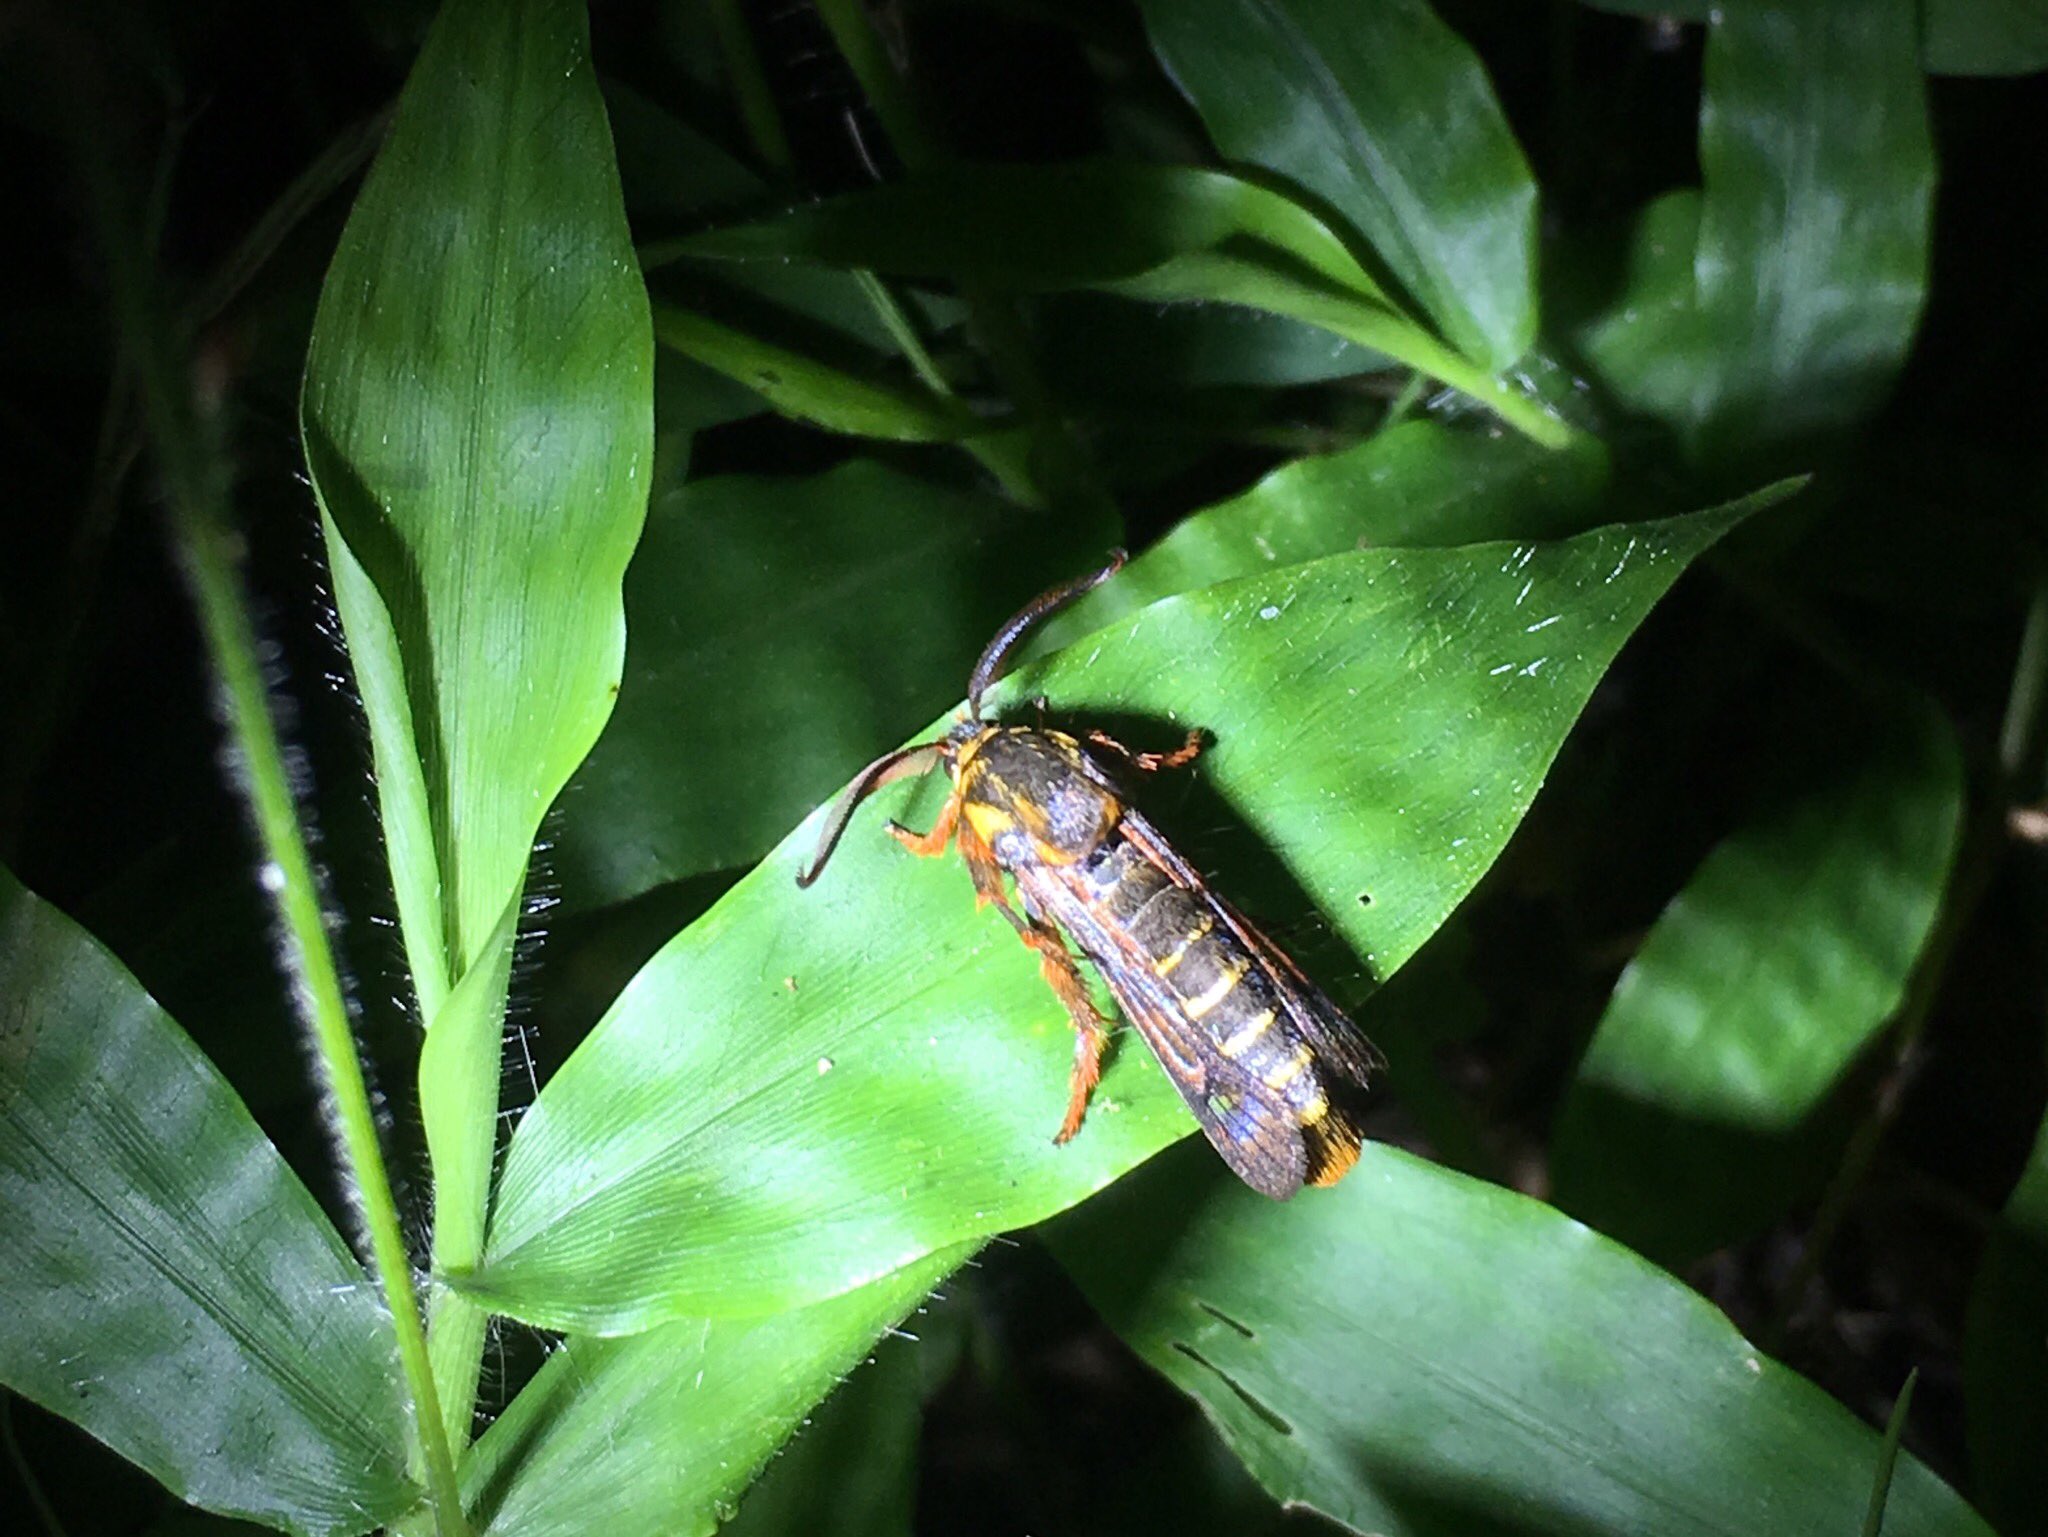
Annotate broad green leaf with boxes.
[1691,0,1932,462]
[1564,190,1710,442]
[0,866,413,1537]
[683,161,1572,447]
[1035,292,1389,393]
[302,0,653,1007]
[1035,418,1610,655]
[463,490,1783,1334]
[1137,0,1537,371]
[1551,695,1964,1265]
[550,460,1114,911]
[300,0,654,1435]
[1572,0,1932,468]
[460,1247,963,1537]
[651,302,981,443]
[1049,1144,1991,1537]
[1963,1099,2048,1536]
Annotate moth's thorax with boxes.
[952,724,1120,868]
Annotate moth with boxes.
[797,553,1379,1197]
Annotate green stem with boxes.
[1998,579,2048,789]
[81,123,470,1537]
[707,0,795,175]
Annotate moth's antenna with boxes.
[966,550,1127,719]
[796,740,944,887]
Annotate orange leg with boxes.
[1088,726,1205,773]
[1017,923,1112,1143]
[886,787,959,857]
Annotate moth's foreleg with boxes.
[1087,726,1205,774]
[885,786,960,857]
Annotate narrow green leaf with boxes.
[299,0,654,1441]
[549,461,1115,910]
[650,302,981,443]
[683,160,1572,446]
[302,0,653,1005]
[1866,1371,1920,1537]
[1963,1099,2048,1536]
[0,867,414,1537]
[1551,696,1964,1265]
[463,491,1781,1334]
[1137,0,1537,371]
[459,1247,963,1537]
[1049,1144,1992,1537]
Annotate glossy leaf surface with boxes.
[0,867,413,1537]
[1551,696,1964,1264]
[1138,0,1537,370]
[550,461,1114,910]
[1051,1144,1990,1537]
[463,492,1782,1334]
[461,1247,962,1537]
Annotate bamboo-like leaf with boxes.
[1137,0,1537,371]
[1963,1103,2048,1536]
[683,161,1571,446]
[299,0,654,1442]
[459,488,1787,1334]
[1551,695,1964,1265]
[1048,1144,1991,1537]
[0,867,414,1537]
[460,1247,964,1537]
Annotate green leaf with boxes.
[1551,695,1964,1266]
[650,301,981,443]
[1922,0,2048,74]
[462,489,1783,1334]
[302,0,653,1006]
[299,0,654,1440]
[0,866,414,1537]
[1573,0,2048,75]
[1049,1144,1991,1537]
[1571,0,1932,468]
[1033,418,1610,656]
[459,1247,963,1537]
[549,460,1115,910]
[1136,0,1537,371]
[717,1322,927,1537]
[1963,1100,2048,1536]
[683,160,1573,447]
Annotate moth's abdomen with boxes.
[1079,841,1331,1124]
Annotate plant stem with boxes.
[706,0,794,175]
[79,118,470,1537]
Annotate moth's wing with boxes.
[1025,864,1311,1199]
[1116,808,1385,1091]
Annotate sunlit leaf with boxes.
[460,489,1785,1334]
[1050,1142,1992,1537]
[460,1247,963,1537]
[1137,0,1537,371]
[0,866,413,1537]
[1551,694,1964,1265]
